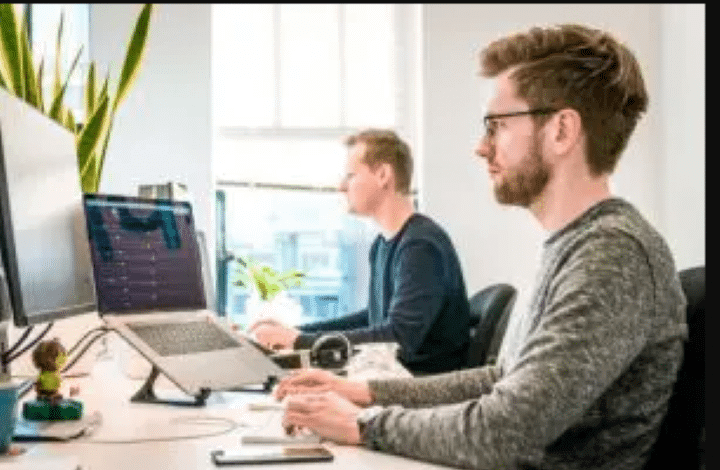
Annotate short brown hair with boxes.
[479,23,648,175]
[344,129,413,194]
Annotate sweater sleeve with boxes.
[361,232,659,469]
[293,310,370,349]
[340,241,446,356]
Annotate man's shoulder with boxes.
[398,213,452,245]
[552,198,670,262]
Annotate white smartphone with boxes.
[211,446,334,465]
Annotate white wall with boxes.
[89,4,213,239]
[659,4,705,271]
[420,4,704,314]
[88,4,704,311]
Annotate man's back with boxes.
[296,213,471,374]
[497,197,687,469]
[364,198,687,470]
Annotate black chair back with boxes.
[644,266,705,469]
[465,283,517,368]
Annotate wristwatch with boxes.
[356,405,384,446]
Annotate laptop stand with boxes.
[131,364,211,407]
[131,364,279,406]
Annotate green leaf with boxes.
[0,3,24,96]
[77,94,110,182]
[19,5,39,107]
[36,58,45,112]
[51,11,65,104]
[84,62,96,120]
[64,107,76,133]
[94,112,115,192]
[48,45,83,122]
[113,4,153,111]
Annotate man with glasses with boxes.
[250,129,472,375]
[269,24,687,470]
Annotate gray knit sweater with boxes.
[363,198,688,470]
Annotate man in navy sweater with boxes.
[250,129,471,375]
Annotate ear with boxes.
[549,108,583,156]
[375,162,395,190]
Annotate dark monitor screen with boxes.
[83,194,206,314]
[0,88,96,327]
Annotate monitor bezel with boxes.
[0,90,97,327]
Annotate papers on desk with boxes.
[243,401,321,445]
[14,411,102,442]
[345,342,412,380]
[0,454,81,470]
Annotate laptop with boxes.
[82,193,285,400]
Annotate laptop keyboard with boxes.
[127,320,241,357]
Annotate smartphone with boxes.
[211,445,334,465]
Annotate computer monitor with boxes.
[0,88,96,328]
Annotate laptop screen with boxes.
[83,194,206,314]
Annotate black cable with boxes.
[1,325,34,360]
[61,327,114,374]
[5,321,54,364]
[17,326,116,400]
[66,325,111,357]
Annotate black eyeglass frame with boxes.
[482,107,559,137]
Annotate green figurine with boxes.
[32,338,67,404]
[22,338,83,421]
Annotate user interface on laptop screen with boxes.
[83,195,206,313]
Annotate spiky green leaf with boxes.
[52,11,65,103]
[77,93,109,180]
[0,3,24,96]
[36,58,45,112]
[113,4,153,110]
[48,46,83,121]
[19,5,40,108]
[84,62,96,118]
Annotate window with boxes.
[212,4,418,326]
[23,4,91,122]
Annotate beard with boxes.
[493,131,550,207]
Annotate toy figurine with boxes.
[22,338,83,421]
[32,338,67,404]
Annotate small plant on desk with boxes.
[232,256,306,326]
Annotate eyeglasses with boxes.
[482,107,558,140]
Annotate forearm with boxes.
[299,309,369,333]
[294,310,370,349]
[368,365,501,407]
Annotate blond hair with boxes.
[344,129,413,194]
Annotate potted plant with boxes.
[233,256,306,326]
[0,4,153,193]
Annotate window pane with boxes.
[214,136,346,187]
[345,4,396,127]
[279,4,341,126]
[30,4,90,120]
[220,186,374,326]
[212,4,274,126]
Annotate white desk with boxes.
[3,339,450,469]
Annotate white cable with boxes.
[80,414,242,444]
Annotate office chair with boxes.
[644,265,705,470]
[465,283,517,368]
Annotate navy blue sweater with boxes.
[294,213,471,374]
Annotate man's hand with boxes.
[282,391,362,445]
[248,319,300,351]
[274,368,373,406]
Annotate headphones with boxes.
[309,333,352,370]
